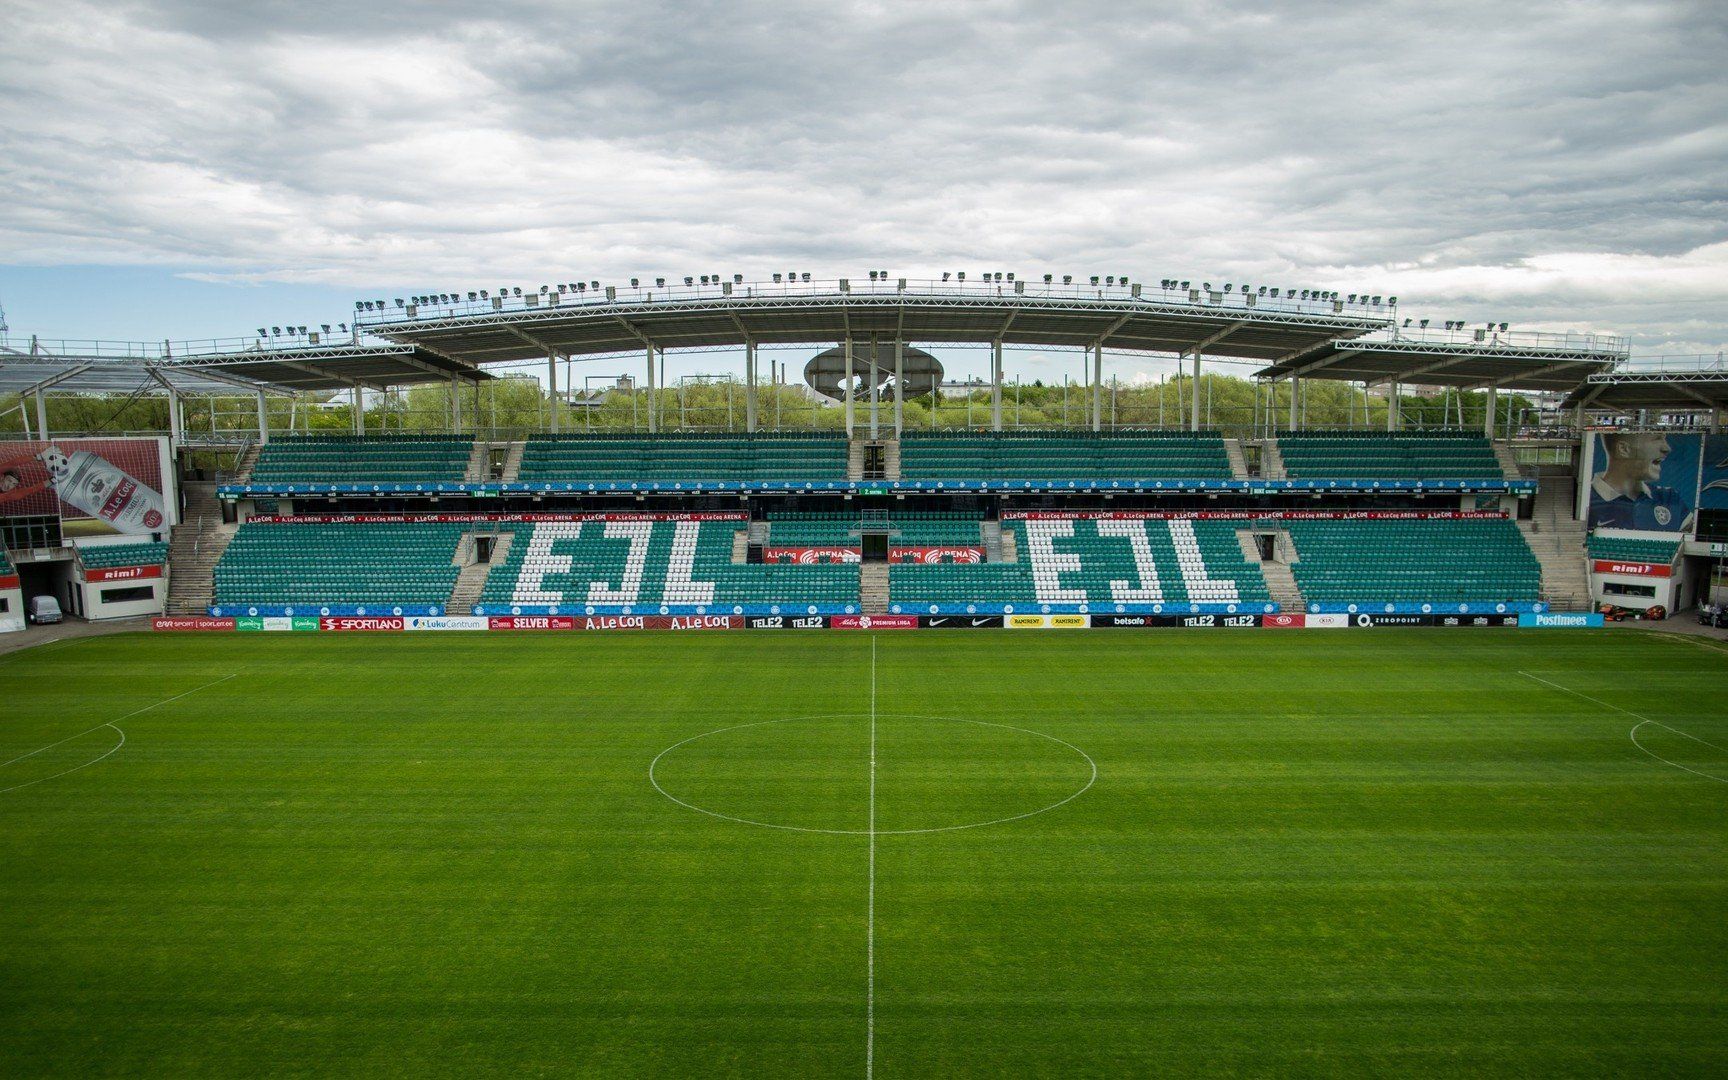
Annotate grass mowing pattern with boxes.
[0,629,1725,1076]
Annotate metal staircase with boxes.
[165,482,237,615]
[233,443,263,483]
[500,442,526,482]
[463,439,493,481]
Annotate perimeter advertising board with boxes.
[0,438,175,537]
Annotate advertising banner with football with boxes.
[0,438,175,537]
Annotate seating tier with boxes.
[899,431,1232,480]
[1284,518,1539,604]
[1276,432,1501,479]
[1586,534,1680,564]
[79,541,169,569]
[213,521,466,607]
[249,435,473,483]
[518,434,848,482]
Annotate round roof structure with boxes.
[804,343,942,401]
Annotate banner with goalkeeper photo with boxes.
[0,437,176,537]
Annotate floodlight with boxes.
[957,272,966,281]
[1044,274,1053,283]
[375,300,383,308]
[684,276,694,286]
[1348,294,1357,303]
[321,324,331,333]
[1259,286,1267,295]
[630,278,640,287]
[298,326,307,335]
[1499,322,1508,331]
[868,271,878,281]
[656,278,666,287]
[480,290,489,299]
[943,272,951,281]
[512,287,522,297]
[591,281,599,290]
[1180,280,1189,290]
[272,326,282,335]
[1269,288,1279,297]
[734,274,743,284]
[1403,318,1412,327]
[257,328,267,337]
[1107,276,1116,286]
[994,272,1003,282]
[801,273,810,282]
[339,323,347,332]
[1090,276,1100,285]
[1419,319,1429,329]
[1064,275,1074,285]
[577,282,587,292]
[1389,296,1398,305]
[774,273,783,283]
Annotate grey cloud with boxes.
[1,0,1726,355]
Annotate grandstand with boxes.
[1275,431,1505,479]
[247,434,473,484]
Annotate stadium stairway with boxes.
[1260,440,1288,479]
[1223,438,1250,479]
[1518,480,1589,610]
[165,482,237,615]
[233,443,262,483]
[463,439,492,481]
[500,442,526,482]
[731,527,749,562]
[860,563,890,612]
[981,520,1005,562]
[847,441,866,480]
[1000,527,1019,563]
[447,532,512,615]
[748,520,770,546]
[883,440,902,480]
[1238,528,1305,610]
[1492,441,1524,481]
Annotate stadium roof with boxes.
[1562,358,1728,413]
[0,340,490,396]
[354,279,1394,367]
[1253,328,1629,392]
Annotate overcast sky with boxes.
[2,0,1725,385]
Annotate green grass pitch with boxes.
[2,628,1726,1077]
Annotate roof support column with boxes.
[1091,344,1103,432]
[1190,349,1203,433]
[744,340,758,433]
[352,387,364,434]
[991,338,1003,432]
[547,350,560,433]
[35,391,49,441]
[645,344,658,434]
[167,386,183,448]
[893,336,904,437]
[843,336,855,438]
[1482,385,1496,438]
[869,335,880,439]
[1388,381,1401,432]
[453,377,465,433]
[255,390,269,446]
[1288,375,1300,432]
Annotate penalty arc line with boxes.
[1517,670,1728,785]
[0,673,238,794]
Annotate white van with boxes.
[27,595,63,625]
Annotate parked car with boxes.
[27,595,63,625]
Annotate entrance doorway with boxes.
[861,531,889,562]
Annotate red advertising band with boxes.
[488,616,577,630]
[319,617,406,631]
[1002,510,1509,521]
[762,546,861,563]
[85,564,163,583]
[890,546,984,563]
[247,512,748,524]
[0,575,20,590]
[1591,559,1673,578]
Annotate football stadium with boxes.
[3,274,1727,1075]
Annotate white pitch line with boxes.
[1518,670,1728,785]
[867,634,877,1080]
[0,672,237,794]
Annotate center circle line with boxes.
[648,711,1097,836]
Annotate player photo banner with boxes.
[1586,431,1704,533]
[0,438,174,537]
